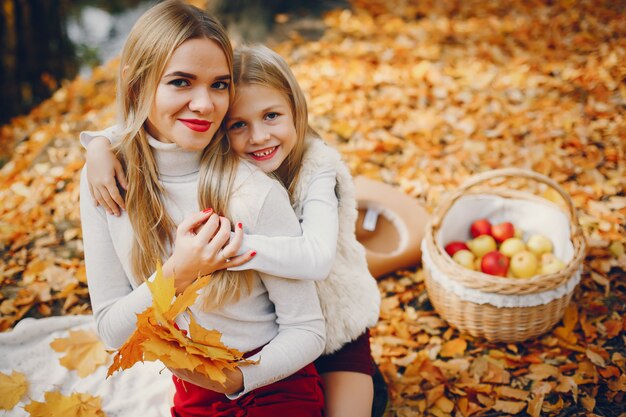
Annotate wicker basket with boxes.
[422,168,586,343]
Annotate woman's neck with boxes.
[147,135,203,179]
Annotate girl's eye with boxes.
[168,79,190,88]
[265,112,279,121]
[213,81,229,90]
[228,121,246,130]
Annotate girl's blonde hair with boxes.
[116,0,250,308]
[231,45,321,198]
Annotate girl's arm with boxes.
[83,127,340,281]
[81,126,126,216]
[228,164,339,281]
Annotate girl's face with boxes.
[226,84,297,173]
[146,38,230,151]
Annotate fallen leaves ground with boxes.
[0,0,624,416]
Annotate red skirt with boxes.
[314,329,375,376]
[171,363,324,417]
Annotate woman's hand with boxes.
[163,210,255,293]
[85,136,127,216]
[170,366,244,395]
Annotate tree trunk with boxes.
[0,0,76,126]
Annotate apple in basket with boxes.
[444,241,470,256]
[540,253,566,274]
[526,234,553,256]
[470,218,492,238]
[452,249,476,270]
[467,235,497,258]
[499,237,526,257]
[481,250,510,277]
[491,222,515,243]
[510,250,538,278]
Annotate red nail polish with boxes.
[237,223,243,229]
[202,208,213,213]
[251,251,257,257]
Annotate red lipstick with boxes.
[179,119,212,132]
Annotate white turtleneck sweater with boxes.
[79,135,325,398]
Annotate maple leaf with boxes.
[108,264,255,383]
[0,371,28,410]
[50,329,109,377]
[23,391,105,417]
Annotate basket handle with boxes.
[431,168,581,234]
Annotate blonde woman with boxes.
[79,2,326,416]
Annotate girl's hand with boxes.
[170,366,244,395]
[163,210,255,293]
[85,136,127,216]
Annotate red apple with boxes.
[445,241,470,256]
[491,222,515,243]
[470,218,492,238]
[481,250,510,277]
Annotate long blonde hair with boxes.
[231,45,321,199]
[115,0,249,308]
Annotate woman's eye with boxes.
[168,79,190,87]
[265,112,279,121]
[213,81,229,90]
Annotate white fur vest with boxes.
[292,138,381,354]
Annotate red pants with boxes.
[171,363,324,417]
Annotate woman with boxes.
[79,1,326,415]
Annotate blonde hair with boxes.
[231,45,321,198]
[115,0,250,308]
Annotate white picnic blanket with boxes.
[0,315,172,417]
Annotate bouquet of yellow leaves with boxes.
[107,264,255,385]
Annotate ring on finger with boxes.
[220,250,231,263]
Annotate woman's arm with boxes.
[228,164,339,281]
[231,181,326,398]
[80,167,152,348]
[80,170,251,348]
[171,173,326,397]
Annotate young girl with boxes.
[79,2,326,416]
[84,45,385,417]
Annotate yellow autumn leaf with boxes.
[146,262,176,315]
[50,329,109,377]
[108,265,255,382]
[165,273,212,320]
[439,338,467,358]
[24,391,105,417]
[0,371,28,410]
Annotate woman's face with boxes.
[146,38,230,151]
[225,84,297,173]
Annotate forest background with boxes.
[0,0,624,416]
